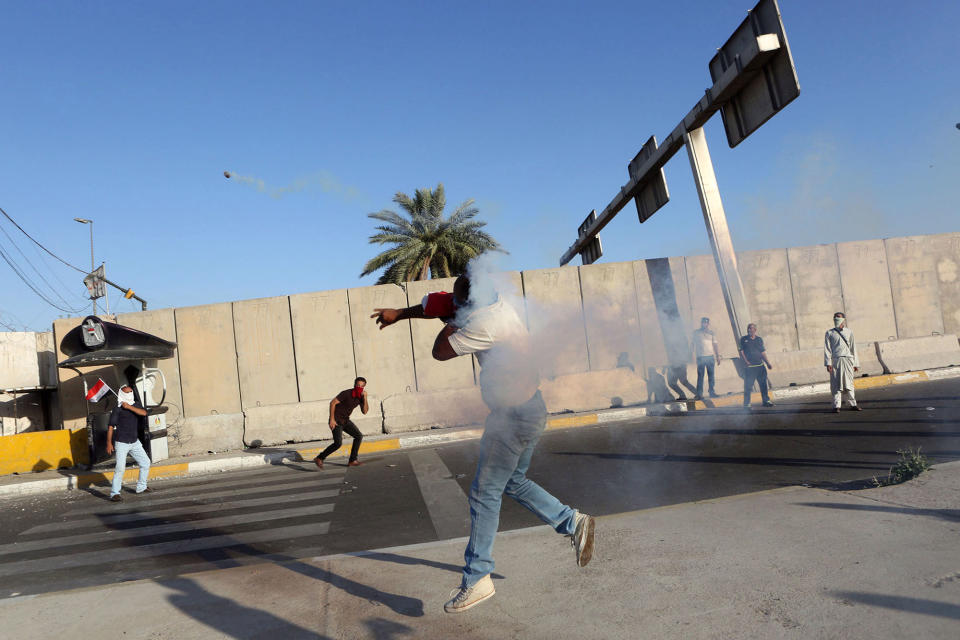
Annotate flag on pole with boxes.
[85,378,111,402]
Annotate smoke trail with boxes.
[223,170,364,201]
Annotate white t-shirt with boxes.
[692,328,717,358]
[448,296,539,409]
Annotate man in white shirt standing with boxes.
[372,273,595,614]
[691,317,721,400]
[824,311,862,413]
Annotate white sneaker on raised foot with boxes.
[444,574,495,613]
[571,511,596,567]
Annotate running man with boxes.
[372,274,595,614]
[314,377,369,469]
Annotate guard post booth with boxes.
[58,316,177,469]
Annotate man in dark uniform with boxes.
[106,385,151,502]
[739,323,774,408]
[314,377,369,469]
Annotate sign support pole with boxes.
[684,126,752,347]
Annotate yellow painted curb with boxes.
[0,428,89,475]
[689,392,762,410]
[297,437,402,461]
[75,462,190,488]
[546,414,599,430]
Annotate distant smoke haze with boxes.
[224,170,364,202]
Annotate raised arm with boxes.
[371,305,427,330]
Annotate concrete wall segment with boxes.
[382,388,487,433]
[737,249,799,352]
[786,244,845,350]
[348,284,417,397]
[232,296,299,409]
[579,261,644,373]
[174,303,242,418]
[289,289,357,402]
[884,236,944,338]
[244,396,383,446]
[174,413,244,456]
[681,255,737,357]
[520,267,590,376]
[876,334,960,373]
[836,239,898,343]
[929,232,960,336]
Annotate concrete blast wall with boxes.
[39,231,959,453]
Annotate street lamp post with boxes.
[73,217,95,315]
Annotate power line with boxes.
[0,205,87,274]
[0,243,84,313]
[0,219,81,311]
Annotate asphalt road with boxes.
[2,378,958,601]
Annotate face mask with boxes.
[834,317,844,329]
[118,389,135,405]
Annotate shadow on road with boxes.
[795,501,960,522]
[830,590,960,620]
[554,451,889,471]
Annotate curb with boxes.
[0,406,649,499]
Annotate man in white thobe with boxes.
[824,312,862,413]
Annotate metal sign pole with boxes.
[684,126,752,346]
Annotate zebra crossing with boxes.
[0,463,348,598]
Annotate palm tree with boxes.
[361,184,505,285]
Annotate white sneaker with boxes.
[444,574,495,613]
[571,511,596,567]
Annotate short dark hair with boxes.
[453,274,470,303]
[354,376,366,385]
[701,317,710,323]
[834,311,845,318]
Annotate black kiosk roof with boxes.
[58,316,177,367]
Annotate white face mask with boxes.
[118,389,135,405]
[833,317,845,329]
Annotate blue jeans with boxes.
[110,439,151,496]
[462,391,577,588]
[696,357,716,396]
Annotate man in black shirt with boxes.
[739,323,774,408]
[106,385,151,502]
[314,377,369,469]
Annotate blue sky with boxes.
[1,0,958,331]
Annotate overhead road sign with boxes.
[709,0,801,147]
[628,136,670,223]
[577,211,603,265]
[559,0,794,266]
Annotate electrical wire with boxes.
[0,219,82,311]
[0,205,87,273]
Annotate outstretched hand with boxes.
[371,308,400,330]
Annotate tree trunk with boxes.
[419,258,431,281]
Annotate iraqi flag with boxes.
[85,378,112,402]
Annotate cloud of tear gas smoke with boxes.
[223,170,364,201]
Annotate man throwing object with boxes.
[373,275,595,614]
[314,377,369,469]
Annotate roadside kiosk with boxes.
[58,316,177,469]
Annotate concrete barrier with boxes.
[0,428,88,474]
[289,289,357,401]
[787,244,846,350]
[738,248,799,352]
[541,368,647,413]
[836,240,898,342]
[766,347,883,388]
[579,261,644,372]
[348,284,417,397]
[885,236,945,338]
[233,296,299,409]
[382,388,487,434]
[876,334,960,373]
[174,413,244,456]
[243,396,384,447]
[174,303,242,418]
[522,267,590,376]
[930,233,960,336]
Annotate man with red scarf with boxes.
[313,376,369,469]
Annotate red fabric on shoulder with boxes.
[423,291,455,318]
